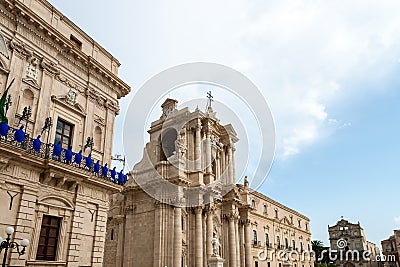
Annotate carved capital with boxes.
[194,206,203,215]
[224,211,239,222]
[124,204,136,215]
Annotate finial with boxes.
[206,91,214,112]
[244,176,249,187]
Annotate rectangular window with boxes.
[253,230,258,245]
[36,215,61,261]
[55,119,73,149]
[70,35,82,50]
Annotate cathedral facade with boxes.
[105,99,314,267]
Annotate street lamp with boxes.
[0,227,29,267]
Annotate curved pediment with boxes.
[38,195,74,210]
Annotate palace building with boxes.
[105,99,314,267]
[0,0,130,266]
[381,230,400,267]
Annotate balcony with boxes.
[252,240,263,247]
[0,125,125,188]
[265,243,273,249]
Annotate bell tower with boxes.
[129,96,239,200]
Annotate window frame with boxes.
[36,215,61,261]
[55,118,74,149]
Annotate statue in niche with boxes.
[211,233,221,257]
[175,134,187,158]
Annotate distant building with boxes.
[104,99,314,267]
[0,0,130,266]
[328,219,381,267]
[381,230,400,267]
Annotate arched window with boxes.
[277,236,280,248]
[275,209,278,218]
[20,89,34,113]
[94,126,102,150]
[292,240,296,250]
[285,237,289,249]
[252,199,256,208]
[300,242,303,251]
[160,128,177,160]
[265,233,269,247]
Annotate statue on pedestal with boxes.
[211,236,220,257]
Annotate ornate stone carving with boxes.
[9,38,33,58]
[0,156,10,171]
[66,88,78,106]
[26,57,39,80]
[40,58,60,75]
[223,211,239,222]
[124,204,136,215]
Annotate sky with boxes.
[49,0,400,247]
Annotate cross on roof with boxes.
[206,91,214,110]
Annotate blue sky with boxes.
[49,0,400,246]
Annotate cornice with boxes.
[2,0,130,98]
[236,184,310,221]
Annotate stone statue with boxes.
[175,134,187,158]
[211,236,220,257]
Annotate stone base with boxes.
[208,256,225,267]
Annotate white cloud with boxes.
[395,216,400,226]
[56,0,400,160]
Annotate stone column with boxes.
[195,207,203,267]
[239,222,245,267]
[216,151,221,179]
[174,207,182,267]
[229,214,237,267]
[206,207,214,261]
[235,219,241,266]
[244,219,252,267]
[221,147,226,181]
[228,144,234,184]
[195,120,202,171]
[205,132,212,174]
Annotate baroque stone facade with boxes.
[328,219,381,267]
[0,0,130,266]
[104,99,314,267]
[381,230,400,267]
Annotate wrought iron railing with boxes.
[0,125,126,185]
